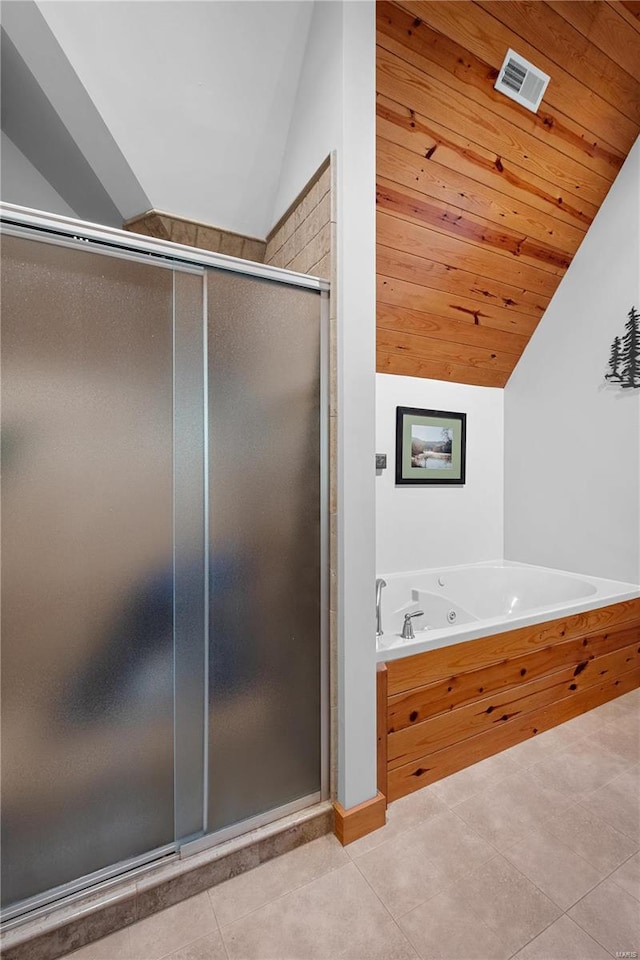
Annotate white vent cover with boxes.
[495,48,550,113]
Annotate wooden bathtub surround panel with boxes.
[379,600,640,804]
[388,639,640,769]
[387,666,640,802]
[387,620,640,731]
[333,792,387,846]
[385,597,640,696]
[375,0,640,386]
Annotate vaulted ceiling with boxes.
[376,0,640,387]
[2,0,314,237]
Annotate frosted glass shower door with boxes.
[0,234,197,911]
[206,269,325,834]
[1,214,327,912]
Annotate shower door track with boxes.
[0,203,330,292]
[1,789,324,929]
[0,844,178,927]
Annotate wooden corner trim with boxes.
[333,791,386,846]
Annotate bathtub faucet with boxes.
[376,578,387,637]
[401,610,424,640]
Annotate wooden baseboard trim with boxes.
[333,791,386,845]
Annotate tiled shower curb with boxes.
[1,802,334,960]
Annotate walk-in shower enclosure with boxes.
[0,204,329,921]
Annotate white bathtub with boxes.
[376,560,640,662]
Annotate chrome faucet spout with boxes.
[376,578,387,637]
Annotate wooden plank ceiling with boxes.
[376,0,640,387]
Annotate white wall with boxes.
[505,137,640,585]
[270,1,342,227]
[376,374,504,575]
[2,1,149,226]
[1,131,77,217]
[274,1,377,811]
[337,1,377,811]
[37,0,313,235]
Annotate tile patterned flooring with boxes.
[63,690,639,960]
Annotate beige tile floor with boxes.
[64,689,639,960]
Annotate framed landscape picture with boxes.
[395,407,466,485]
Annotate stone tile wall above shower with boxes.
[123,210,267,263]
[264,160,332,280]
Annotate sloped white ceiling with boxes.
[36,0,314,237]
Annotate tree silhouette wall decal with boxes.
[607,336,622,381]
[606,307,640,389]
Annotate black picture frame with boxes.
[395,406,466,485]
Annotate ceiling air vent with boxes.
[495,48,550,113]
